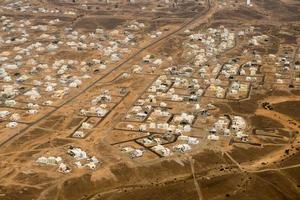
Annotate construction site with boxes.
[0,0,300,199]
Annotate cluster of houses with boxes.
[114,26,248,159]
[246,29,299,89]
[249,35,269,46]
[185,26,236,66]
[0,84,46,128]
[36,147,100,173]
[227,81,249,99]
[126,21,145,31]
[161,26,258,101]
[0,110,19,128]
[1,0,65,15]
[118,90,222,159]
[146,75,205,102]
[0,8,144,130]
[208,115,248,141]
[207,84,226,98]
[3,0,298,170]
[113,24,271,160]
[125,119,194,134]
[271,46,298,87]
[73,121,94,138]
[36,156,72,173]
[121,133,200,158]
[75,90,120,138]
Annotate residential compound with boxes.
[0,0,299,199]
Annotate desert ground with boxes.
[0,0,300,200]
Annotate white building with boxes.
[151,145,171,157]
[207,134,220,141]
[173,144,191,153]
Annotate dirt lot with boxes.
[273,101,300,122]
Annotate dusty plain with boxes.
[0,0,300,200]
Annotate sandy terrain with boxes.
[0,0,299,199]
